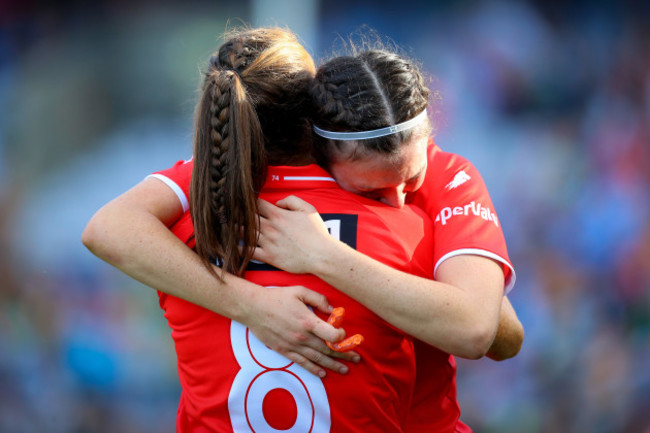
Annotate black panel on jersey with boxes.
[320,213,358,250]
[245,213,358,272]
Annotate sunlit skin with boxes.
[329,134,430,208]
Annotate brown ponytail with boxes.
[190,28,315,278]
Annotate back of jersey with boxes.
[236,165,435,432]
[157,162,434,433]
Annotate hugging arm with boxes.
[486,296,524,360]
[81,177,356,376]
[255,196,524,359]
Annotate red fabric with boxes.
[408,142,514,292]
[155,163,434,432]
[152,147,517,432]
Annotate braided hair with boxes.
[191,27,315,277]
[310,49,432,166]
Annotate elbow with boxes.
[487,321,525,361]
[81,217,100,252]
[496,324,526,361]
[81,213,121,265]
[460,322,499,360]
[507,325,525,358]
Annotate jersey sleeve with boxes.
[146,158,193,213]
[410,144,516,293]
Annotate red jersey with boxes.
[153,162,435,432]
[151,142,516,433]
[403,142,514,433]
[409,142,514,291]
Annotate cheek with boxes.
[404,173,427,194]
[413,175,426,192]
[329,166,356,193]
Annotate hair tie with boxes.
[208,54,220,69]
[207,55,242,80]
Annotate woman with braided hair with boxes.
[83,28,352,378]
[83,28,522,432]
[252,49,522,432]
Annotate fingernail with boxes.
[339,365,349,374]
[353,355,361,363]
[318,370,326,378]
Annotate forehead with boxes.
[331,136,428,189]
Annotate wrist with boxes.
[219,273,262,324]
[311,238,349,280]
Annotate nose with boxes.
[379,185,407,208]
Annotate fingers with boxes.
[310,343,360,368]
[330,349,361,363]
[275,195,317,212]
[256,206,284,246]
[294,288,347,342]
[299,347,350,376]
[257,198,275,218]
[282,341,357,377]
[324,307,365,353]
[252,217,273,263]
[260,195,318,214]
[311,320,346,344]
[251,246,268,263]
[283,351,328,378]
[256,214,274,242]
[299,287,334,315]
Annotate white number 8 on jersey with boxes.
[228,320,331,432]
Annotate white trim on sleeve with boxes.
[147,174,190,213]
[434,248,516,294]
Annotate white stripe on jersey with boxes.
[434,248,516,294]
[282,176,336,182]
[147,174,190,213]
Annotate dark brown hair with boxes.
[190,27,315,277]
[310,49,432,166]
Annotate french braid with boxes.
[311,49,431,165]
[208,73,233,223]
[190,27,315,278]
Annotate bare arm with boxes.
[255,196,516,359]
[312,238,503,359]
[486,296,524,361]
[82,178,356,376]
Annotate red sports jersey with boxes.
[408,141,514,291]
[403,141,514,433]
[151,142,517,433]
[152,162,435,432]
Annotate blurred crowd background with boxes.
[1,0,649,432]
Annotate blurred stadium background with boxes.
[1,0,649,432]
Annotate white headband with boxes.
[312,109,428,141]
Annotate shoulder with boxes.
[427,141,477,182]
[412,141,485,208]
[147,158,194,212]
